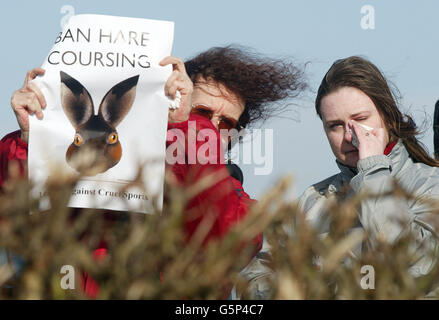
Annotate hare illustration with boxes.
[60,71,139,176]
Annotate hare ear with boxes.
[98,75,139,127]
[60,71,94,128]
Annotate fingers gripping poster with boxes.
[28,14,174,213]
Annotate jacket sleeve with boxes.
[350,155,438,276]
[237,185,326,300]
[0,130,28,188]
[235,237,275,299]
[166,113,262,251]
[350,155,408,243]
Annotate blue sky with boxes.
[1,0,438,198]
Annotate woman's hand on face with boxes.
[349,120,387,161]
[11,67,47,142]
[159,56,193,123]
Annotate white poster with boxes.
[28,14,174,213]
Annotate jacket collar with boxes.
[335,139,409,180]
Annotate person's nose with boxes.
[344,123,352,142]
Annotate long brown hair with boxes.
[315,56,439,167]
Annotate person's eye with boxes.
[198,108,211,115]
[191,105,214,118]
[329,123,342,130]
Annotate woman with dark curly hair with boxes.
[1,45,306,298]
[158,46,306,248]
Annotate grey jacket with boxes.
[239,140,439,299]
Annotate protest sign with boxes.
[28,14,174,213]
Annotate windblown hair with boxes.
[315,56,439,167]
[185,45,307,128]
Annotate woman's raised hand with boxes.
[159,56,193,123]
[349,120,388,161]
[10,67,46,142]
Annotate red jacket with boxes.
[167,114,261,246]
[0,130,28,185]
[0,113,262,297]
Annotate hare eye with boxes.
[73,134,83,146]
[107,132,118,144]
